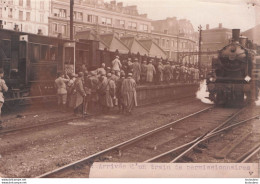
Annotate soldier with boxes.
[71,72,86,115]
[132,58,141,84]
[116,72,126,113]
[146,60,156,84]
[111,55,122,72]
[140,60,148,84]
[121,73,137,115]
[97,63,106,77]
[98,73,116,113]
[0,68,8,129]
[55,72,69,112]
[164,62,173,84]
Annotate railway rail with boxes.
[37,106,217,178]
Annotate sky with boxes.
[104,0,257,31]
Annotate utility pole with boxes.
[177,31,179,64]
[198,25,202,75]
[70,0,74,41]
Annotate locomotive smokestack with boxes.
[232,29,240,42]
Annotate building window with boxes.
[128,22,137,30]
[60,9,66,18]
[101,17,112,26]
[78,12,83,21]
[26,0,30,7]
[19,11,23,21]
[8,8,13,18]
[40,1,44,9]
[171,40,174,47]
[166,40,169,48]
[26,12,30,21]
[87,15,98,23]
[53,23,58,33]
[119,20,125,28]
[19,0,23,6]
[40,14,44,23]
[162,39,165,47]
[0,8,2,18]
[140,24,148,32]
[61,25,67,35]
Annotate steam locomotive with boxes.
[207,29,259,106]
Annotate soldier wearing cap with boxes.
[70,72,86,114]
[121,72,137,115]
[164,61,173,84]
[140,60,148,84]
[0,68,8,129]
[132,58,141,84]
[97,63,106,76]
[98,72,116,113]
[111,55,122,72]
[55,72,69,112]
[116,71,125,113]
[146,60,156,84]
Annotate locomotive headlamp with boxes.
[244,75,251,82]
[209,77,216,82]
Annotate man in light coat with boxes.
[111,56,122,72]
[121,73,137,115]
[146,60,156,84]
[0,68,8,129]
[132,58,141,84]
[55,72,69,112]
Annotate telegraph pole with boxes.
[198,25,202,75]
[70,0,74,41]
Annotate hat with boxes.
[116,56,119,58]
[107,67,111,70]
[90,71,96,76]
[167,61,170,64]
[128,73,133,76]
[107,73,112,77]
[128,58,131,60]
[143,60,147,63]
[134,58,138,61]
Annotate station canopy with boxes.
[75,30,97,41]
[99,33,130,54]
[138,39,167,59]
[120,36,149,55]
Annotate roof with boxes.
[99,33,129,53]
[120,36,149,55]
[242,24,260,45]
[138,39,167,59]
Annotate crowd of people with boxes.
[54,56,203,117]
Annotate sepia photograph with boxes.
[0,0,259,182]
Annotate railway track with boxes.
[145,110,260,163]
[0,96,197,136]
[37,106,244,178]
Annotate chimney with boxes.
[206,24,209,30]
[110,0,116,5]
[14,24,19,31]
[117,2,123,7]
[37,29,43,35]
[232,29,240,42]
[219,23,222,28]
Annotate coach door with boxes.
[64,42,75,74]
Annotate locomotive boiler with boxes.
[207,29,258,106]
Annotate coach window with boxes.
[19,41,26,59]
[50,46,57,61]
[41,45,49,61]
[31,44,40,62]
[1,40,11,59]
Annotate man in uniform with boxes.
[55,72,69,112]
[132,58,141,84]
[121,73,137,115]
[0,68,8,129]
[111,56,122,72]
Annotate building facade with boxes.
[0,0,50,35]
[49,0,198,64]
